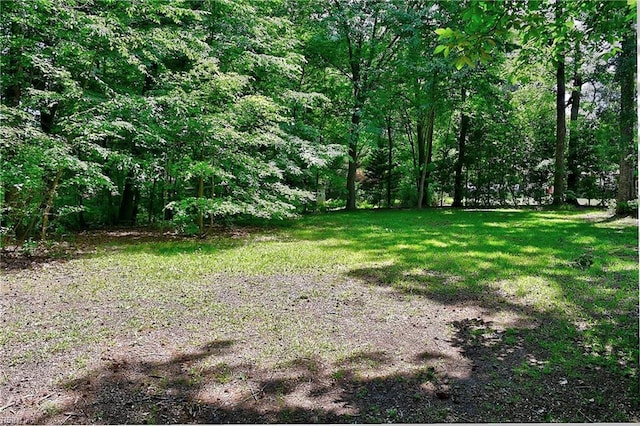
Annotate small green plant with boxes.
[356,387,369,398]
[145,405,160,425]
[417,366,436,383]
[41,401,60,416]
[20,238,39,256]
[386,408,399,419]
[213,363,233,384]
[503,328,519,345]
[573,251,594,270]
[331,368,347,381]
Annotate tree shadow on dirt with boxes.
[344,262,639,421]
[31,340,450,424]
[31,325,638,425]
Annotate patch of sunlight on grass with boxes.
[103,238,372,278]
[520,246,541,254]
[605,260,639,273]
[422,239,449,248]
[475,260,494,270]
[485,238,508,247]
[485,222,512,228]
[492,276,571,313]
[573,235,598,244]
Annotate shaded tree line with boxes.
[1,0,636,241]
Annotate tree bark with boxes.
[346,105,360,210]
[210,175,216,226]
[566,39,582,205]
[118,173,137,225]
[552,3,567,206]
[385,116,393,208]
[566,74,581,204]
[553,55,567,206]
[197,176,204,235]
[417,108,435,209]
[41,169,63,240]
[417,115,426,197]
[453,88,469,208]
[616,30,637,211]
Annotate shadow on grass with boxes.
[0,225,261,271]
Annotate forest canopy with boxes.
[1,0,637,241]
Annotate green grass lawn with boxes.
[2,208,638,423]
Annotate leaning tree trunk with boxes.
[616,30,637,212]
[453,88,469,208]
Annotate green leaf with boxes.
[463,56,475,68]
[434,45,446,55]
[434,27,454,38]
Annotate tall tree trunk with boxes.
[416,116,427,208]
[197,176,204,235]
[552,5,567,206]
[346,103,361,211]
[403,112,418,190]
[210,175,216,226]
[453,88,469,208]
[41,169,63,240]
[567,40,582,205]
[553,56,567,206]
[417,108,435,209]
[416,115,426,195]
[616,30,637,212]
[385,116,393,208]
[148,179,155,224]
[566,74,581,204]
[118,173,137,225]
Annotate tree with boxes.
[308,0,407,210]
[452,87,469,207]
[434,0,636,208]
[615,16,637,212]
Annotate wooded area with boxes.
[1,0,637,241]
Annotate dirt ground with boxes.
[1,232,638,424]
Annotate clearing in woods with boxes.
[1,209,638,423]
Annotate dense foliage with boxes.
[1,0,636,240]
